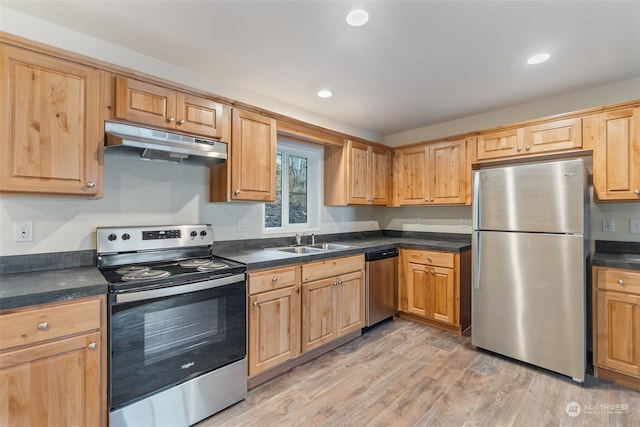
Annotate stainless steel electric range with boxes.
[97,224,247,427]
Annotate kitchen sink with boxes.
[272,246,325,254]
[305,243,353,251]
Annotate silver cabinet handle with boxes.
[634,189,640,195]
[517,147,522,152]
[618,279,627,287]
[427,256,432,262]
[234,190,240,196]
[86,181,95,188]
[38,322,49,331]
[87,342,97,350]
[253,301,259,306]
[272,277,278,282]
[167,117,175,123]
[177,119,185,125]
[525,145,531,151]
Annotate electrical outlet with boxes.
[631,219,640,234]
[14,222,33,242]
[602,218,615,232]
[237,219,247,232]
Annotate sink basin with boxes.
[306,243,353,251]
[273,246,324,254]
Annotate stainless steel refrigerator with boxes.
[471,158,590,382]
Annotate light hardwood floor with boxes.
[198,319,639,427]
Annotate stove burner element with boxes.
[179,259,214,268]
[115,265,150,275]
[121,269,171,282]
[197,261,228,272]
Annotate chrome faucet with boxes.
[295,233,304,246]
[310,234,315,245]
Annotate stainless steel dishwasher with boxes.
[364,248,398,330]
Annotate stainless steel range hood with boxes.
[104,121,227,167]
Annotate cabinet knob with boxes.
[234,190,240,196]
[87,342,97,350]
[86,181,95,188]
[427,256,432,262]
[38,322,49,331]
[634,189,640,196]
[517,147,522,152]
[253,301,259,306]
[525,145,531,151]
[618,279,627,287]
[167,117,175,123]
[430,198,434,202]
[272,277,278,283]
[177,119,185,125]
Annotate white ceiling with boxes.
[3,0,640,137]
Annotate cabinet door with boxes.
[0,332,101,427]
[302,277,337,352]
[593,107,640,201]
[476,128,524,160]
[335,271,364,336]
[393,145,429,205]
[524,117,582,155]
[230,109,277,201]
[596,291,640,376]
[370,146,391,205]
[346,140,370,205]
[248,285,301,376]
[429,139,466,204]
[405,262,429,317]
[429,266,456,324]
[175,92,230,140]
[0,45,102,196]
[115,76,176,128]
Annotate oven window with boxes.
[109,280,246,410]
[144,299,225,365]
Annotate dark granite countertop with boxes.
[0,267,108,311]
[0,231,470,310]
[592,240,640,271]
[217,235,471,271]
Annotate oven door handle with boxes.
[114,273,246,304]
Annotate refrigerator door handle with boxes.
[472,231,481,289]
[472,170,480,230]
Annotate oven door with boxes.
[109,273,246,410]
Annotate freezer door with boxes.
[473,159,586,233]
[471,231,585,380]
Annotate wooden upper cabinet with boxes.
[393,138,469,206]
[114,76,230,141]
[0,45,103,196]
[230,108,277,202]
[325,140,391,206]
[476,117,582,161]
[592,107,640,201]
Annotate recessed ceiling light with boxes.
[346,9,369,27]
[317,89,333,98]
[527,53,550,65]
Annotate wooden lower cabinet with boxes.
[594,266,640,389]
[248,266,301,377]
[398,249,470,335]
[0,296,105,426]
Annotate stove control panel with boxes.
[97,224,213,254]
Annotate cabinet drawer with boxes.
[0,298,101,351]
[404,249,454,268]
[597,268,640,294]
[249,266,298,294]
[302,254,364,283]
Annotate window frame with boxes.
[261,137,322,234]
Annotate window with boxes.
[263,138,321,233]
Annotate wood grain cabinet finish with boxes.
[393,138,471,206]
[301,255,365,352]
[114,76,231,140]
[398,249,471,335]
[248,266,301,377]
[594,267,640,388]
[0,45,103,196]
[477,117,582,161]
[324,140,391,206]
[0,296,105,426]
[590,107,640,201]
[210,108,277,202]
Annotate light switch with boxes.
[602,218,615,232]
[631,219,640,234]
